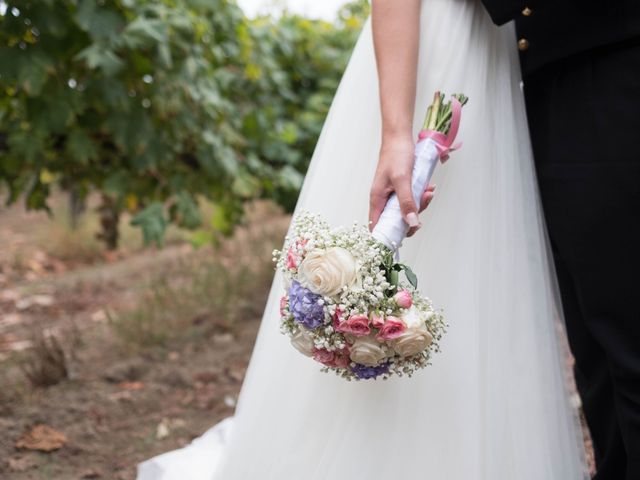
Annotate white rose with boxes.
[290,328,315,357]
[400,306,423,328]
[391,306,433,357]
[298,247,357,297]
[349,334,388,366]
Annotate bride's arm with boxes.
[369,0,432,236]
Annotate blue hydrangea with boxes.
[288,280,325,330]
[351,362,390,380]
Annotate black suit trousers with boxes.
[524,38,640,479]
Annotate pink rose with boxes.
[336,314,371,337]
[313,348,335,365]
[333,307,346,328]
[285,238,308,270]
[370,311,385,328]
[279,295,288,316]
[394,289,413,309]
[313,347,350,368]
[333,348,351,368]
[376,316,407,341]
[286,247,298,270]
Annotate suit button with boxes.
[522,7,532,16]
[518,38,530,51]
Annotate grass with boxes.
[20,333,69,388]
[107,202,288,350]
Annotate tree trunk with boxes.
[96,194,121,250]
[68,186,86,230]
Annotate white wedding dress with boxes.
[138,0,588,478]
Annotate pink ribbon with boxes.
[417,97,462,162]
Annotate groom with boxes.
[480,1,640,479]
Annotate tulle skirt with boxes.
[138,0,587,478]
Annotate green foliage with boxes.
[0,0,369,247]
[237,2,369,210]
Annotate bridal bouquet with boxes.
[273,92,466,380]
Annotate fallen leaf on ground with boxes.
[0,313,23,331]
[15,294,55,310]
[117,381,145,390]
[108,390,134,402]
[224,363,246,383]
[212,333,234,345]
[7,455,38,472]
[194,371,218,383]
[90,310,107,323]
[15,424,67,452]
[0,288,20,302]
[80,469,102,478]
[156,419,170,439]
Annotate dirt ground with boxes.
[0,193,594,479]
[0,195,286,479]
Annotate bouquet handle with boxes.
[372,97,462,251]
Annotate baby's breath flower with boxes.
[274,211,446,380]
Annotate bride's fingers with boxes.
[419,185,436,213]
[393,175,420,229]
[371,182,434,234]
[368,184,389,231]
[407,185,436,236]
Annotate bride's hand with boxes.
[370,0,425,238]
[369,133,435,237]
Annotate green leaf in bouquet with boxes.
[379,248,395,276]
[389,269,399,289]
[402,265,418,289]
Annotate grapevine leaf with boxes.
[75,44,124,76]
[170,192,202,230]
[131,203,168,247]
[66,129,98,164]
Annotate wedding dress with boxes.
[138,0,588,478]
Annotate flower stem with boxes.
[422,106,432,131]
[421,92,469,134]
[427,91,442,131]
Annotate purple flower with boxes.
[288,280,325,330]
[351,362,390,380]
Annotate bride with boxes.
[138,0,588,478]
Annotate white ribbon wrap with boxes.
[372,137,440,251]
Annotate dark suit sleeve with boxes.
[480,0,524,25]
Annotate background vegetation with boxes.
[0,0,369,248]
[0,3,374,478]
